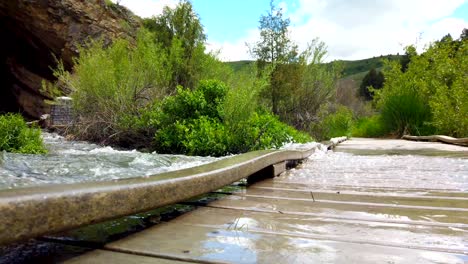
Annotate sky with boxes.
[113,0,468,61]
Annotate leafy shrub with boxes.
[309,104,354,140]
[153,80,312,156]
[376,36,467,137]
[157,116,228,156]
[351,115,387,137]
[160,80,228,123]
[243,112,311,151]
[425,40,468,137]
[56,30,171,143]
[0,114,47,154]
[321,105,354,138]
[378,89,434,136]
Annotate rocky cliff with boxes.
[0,0,139,118]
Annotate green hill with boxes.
[226,54,402,79]
[225,60,255,72]
[337,54,402,77]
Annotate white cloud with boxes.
[206,29,259,61]
[288,0,468,60]
[213,0,468,61]
[111,0,178,18]
[113,0,468,61]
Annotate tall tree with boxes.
[143,0,206,90]
[251,0,298,115]
[400,45,417,72]
[359,68,384,100]
[461,28,468,41]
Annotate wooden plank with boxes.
[65,249,191,264]
[66,138,467,263]
[403,135,468,146]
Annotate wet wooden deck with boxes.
[66,139,468,264]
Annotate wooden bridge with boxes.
[1,137,467,263]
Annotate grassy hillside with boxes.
[337,55,402,77]
[226,54,402,79]
[225,60,255,72]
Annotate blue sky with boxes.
[115,0,468,61]
[192,0,300,43]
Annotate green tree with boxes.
[143,0,206,90]
[461,28,468,40]
[290,41,341,131]
[359,68,384,100]
[375,31,468,137]
[400,45,416,72]
[250,0,299,115]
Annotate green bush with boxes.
[351,115,387,137]
[159,80,228,123]
[0,114,47,154]
[170,116,228,156]
[375,36,467,137]
[322,105,354,139]
[153,80,312,156]
[310,105,354,140]
[57,30,171,143]
[378,89,434,136]
[242,112,311,151]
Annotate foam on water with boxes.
[0,132,220,189]
[283,150,468,191]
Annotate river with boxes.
[0,132,220,190]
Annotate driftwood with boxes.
[402,135,468,146]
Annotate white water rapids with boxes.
[0,133,221,189]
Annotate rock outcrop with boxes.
[0,0,139,118]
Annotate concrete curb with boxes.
[326,136,348,150]
[0,146,317,245]
[402,135,468,147]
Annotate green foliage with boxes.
[308,104,352,140]
[143,0,207,90]
[376,32,467,137]
[154,80,229,155]
[250,0,299,115]
[321,105,354,139]
[291,44,342,130]
[379,89,434,136]
[250,2,341,134]
[461,28,468,40]
[251,0,298,64]
[243,112,311,150]
[337,55,402,77]
[425,38,468,137]
[351,115,387,138]
[359,68,384,100]
[156,116,228,156]
[225,60,255,72]
[0,114,47,154]
[222,65,265,128]
[153,80,311,156]
[63,30,170,142]
[40,59,67,104]
[53,1,314,154]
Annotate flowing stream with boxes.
[0,133,220,190]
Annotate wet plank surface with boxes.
[66,139,468,263]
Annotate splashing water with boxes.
[0,133,221,190]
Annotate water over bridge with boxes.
[0,137,467,263]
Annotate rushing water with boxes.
[283,146,468,191]
[0,133,220,190]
